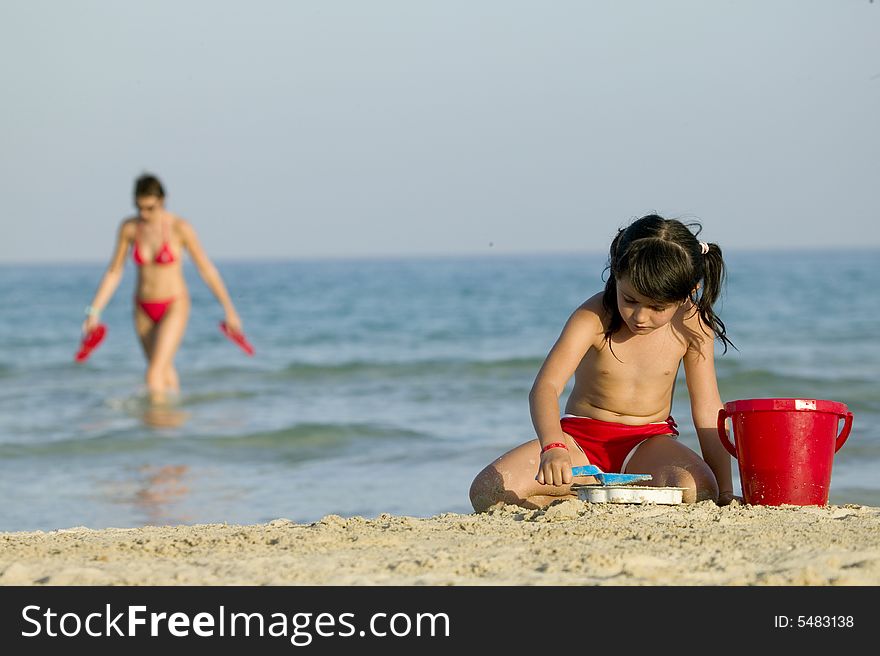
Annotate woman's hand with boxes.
[224,310,243,335]
[82,314,100,335]
[535,447,573,487]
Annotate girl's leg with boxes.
[469,434,595,512]
[145,299,190,403]
[623,435,719,503]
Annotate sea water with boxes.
[0,250,877,530]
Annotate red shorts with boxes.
[560,415,679,473]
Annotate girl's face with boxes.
[615,276,681,335]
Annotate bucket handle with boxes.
[835,412,854,453]
[717,408,737,458]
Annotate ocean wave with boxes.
[179,390,260,405]
[0,430,169,458]
[273,356,543,380]
[718,366,876,397]
[197,422,427,449]
[101,389,260,412]
[0,421,428,459]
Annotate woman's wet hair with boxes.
[134,173,165,200]
[601,214,733,353]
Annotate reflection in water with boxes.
[140,404,190,429]
[134,464,192,526]
[127,396,193,525]
[118,389,191,430]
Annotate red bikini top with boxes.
[132,221,177,266]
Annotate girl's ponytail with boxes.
[695,242,733,353]
[601,228,627,340]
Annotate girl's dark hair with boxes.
[134,173,165,199]
[601,214,733,353]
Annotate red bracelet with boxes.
[540,442,568,454]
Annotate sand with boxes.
[2,500,879,586]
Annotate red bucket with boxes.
[717,398,853,506]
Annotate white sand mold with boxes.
[574,484,686,505]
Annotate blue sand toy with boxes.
[571,465,653,486]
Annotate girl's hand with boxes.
[535,447,573,487]
[717,491,742,506]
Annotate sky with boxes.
[1,1,878,263]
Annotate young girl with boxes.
[469,214,737,510]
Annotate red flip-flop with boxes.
[220,321,255,356]
[75,324,107,362]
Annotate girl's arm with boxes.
[682,317,735,503]
[83,220,132,333]
[178,219,243,333]
[529,305,599,486]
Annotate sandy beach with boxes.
[1,500,879,586]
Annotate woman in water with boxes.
[82,174,244,402]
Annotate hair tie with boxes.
[699,241,710,255]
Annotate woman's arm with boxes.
[529,304,599,486]
[178,219,243,332]
[83,220,132,332]
[682,316,735,502]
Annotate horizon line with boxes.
[1,244,878,266]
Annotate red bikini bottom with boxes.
[560,415,679,473]
[137,297,175,323]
